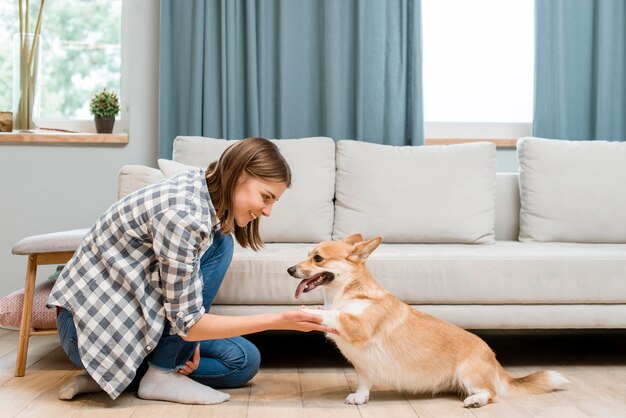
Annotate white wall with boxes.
[0,0,160,297]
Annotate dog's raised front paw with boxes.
[345,392,369,405]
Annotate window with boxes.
[0,0,123,132]
[422,0,534,138]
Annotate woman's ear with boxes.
[236,171,250,184]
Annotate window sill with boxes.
[425,138,517,148]
[0,131,128,145]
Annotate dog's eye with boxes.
[313,255,324,263]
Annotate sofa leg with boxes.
[15,254,37,377]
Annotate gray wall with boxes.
[0,1,160,297]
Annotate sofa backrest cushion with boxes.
[117,165,165,200]
[518,137,626,243]
[158,159,196,177]
[172,136,336,243]
[333,140,497,243]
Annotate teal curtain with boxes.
[534,0,626,141]
[159,0,423,158]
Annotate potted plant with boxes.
[90,88,120,133]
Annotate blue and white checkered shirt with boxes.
[48,169,219,399]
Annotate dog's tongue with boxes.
[295,279,308,299]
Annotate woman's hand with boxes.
[178,343,200,375]
[276,309,338,334]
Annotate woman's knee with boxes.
[241,341,261,380]
[226,338,261,385]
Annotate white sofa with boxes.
[118,136,626,330]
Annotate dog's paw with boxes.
[463,399,482,408]
[463,392,490,408]
[301,307,340,329]
[345,392,369,405]
[300,307,322,316]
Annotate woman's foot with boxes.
[137,366,230,405]
[58,372,102,400]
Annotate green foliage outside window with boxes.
[0,0,121,119]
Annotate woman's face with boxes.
[232,172,287,227]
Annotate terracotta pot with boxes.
[95,116,115,134]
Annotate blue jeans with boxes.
[56,231,260,391]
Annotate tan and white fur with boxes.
[287,234,569,407]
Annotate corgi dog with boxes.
[287,234,569,407]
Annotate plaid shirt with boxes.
[48,169,219,399]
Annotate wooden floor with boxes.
[0,328,625,417]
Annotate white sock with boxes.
[138,366,230,405]
[58,372,103,400]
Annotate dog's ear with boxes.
[347,236,383,262]
[342,233,364,245]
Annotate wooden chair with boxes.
[11,229,88,376]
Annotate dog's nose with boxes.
[287,266,297,277]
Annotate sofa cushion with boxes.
[171,136,336,243]
[518,137,626,243]
[117,165,165,200]
[214,241,626,305]
[333,140,496,243]
[158,159,197,177]
[0,280,57,330]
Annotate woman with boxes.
[48,137,332,404]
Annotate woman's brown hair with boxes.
[205,137,292,251]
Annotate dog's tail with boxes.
[503,369,570,395]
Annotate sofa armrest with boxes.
[117,165,165,200]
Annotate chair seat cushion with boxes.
[12,229,89,255]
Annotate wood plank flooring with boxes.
[1,328,625,417]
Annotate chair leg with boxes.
[15,254,37,377]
